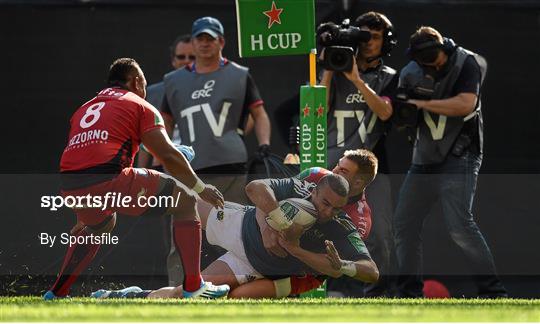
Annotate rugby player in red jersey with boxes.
[43,58,229,300]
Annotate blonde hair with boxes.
[343,149,378,185]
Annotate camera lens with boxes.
[326,46,354,72]
[330,52,348,67]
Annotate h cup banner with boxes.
[299,85,327,170]
[235,0,315,57]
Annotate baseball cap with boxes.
[192,17,224,38]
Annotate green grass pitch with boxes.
[1,297,539,322]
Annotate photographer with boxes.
[393,26,507,298]
[319,11,397,297]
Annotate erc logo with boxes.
[191,80,215,100]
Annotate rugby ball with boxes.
[266,198,318,231]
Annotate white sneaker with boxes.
[182,281,230,299]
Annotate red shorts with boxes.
[61,168,174,225]
[289,275,325,295]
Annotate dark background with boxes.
[1,0,539,297]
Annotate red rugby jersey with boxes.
[297,167,372,239]
[60,88,164,173]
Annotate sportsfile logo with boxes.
[191,80,215,99]
[41,191,181,211]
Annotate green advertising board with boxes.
[235,0,315,57]
[299,85,327,170]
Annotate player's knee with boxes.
[184,191,197,205]
[448,229,471,249]
[227,288,244,299]
[170,188,198,221]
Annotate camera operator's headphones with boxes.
[381,25,398,56]
[407,37,456,61]
[352,14,397,57]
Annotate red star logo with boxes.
[263,1,284,29]
[303,104,311,117]
[316,104,325,117]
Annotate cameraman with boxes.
[320,11,397,297]
[393,26,507,298]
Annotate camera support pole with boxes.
[309,49,317,86]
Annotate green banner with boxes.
[299,85,327,170]
[235,0,315,57]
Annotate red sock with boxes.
[173,219,202,292]
[50,228,101,297]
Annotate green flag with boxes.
[235,0,315,57]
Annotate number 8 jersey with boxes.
[60,88,164,175]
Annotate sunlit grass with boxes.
[1,296,539,322]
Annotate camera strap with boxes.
[463,109,478,122]
[462,109,479,134]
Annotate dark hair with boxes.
[354,11,392,33]
[353,11,396,56]
[169,34,192,59]
[409,26,444,63]
[410,26,443,46]
[343,149,378,185]
[107,58,140,87]
[318,174,350,198]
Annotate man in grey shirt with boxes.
[161,17,271,198]
[160,17,271,286]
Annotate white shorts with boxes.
[205,202,263,285]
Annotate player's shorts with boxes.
[205,201,263,285]
[61,167,175,225]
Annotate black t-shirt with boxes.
[239,73,263,132]
[451,55,481,97]
[244,73,263,109]
[241,177,371,278]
